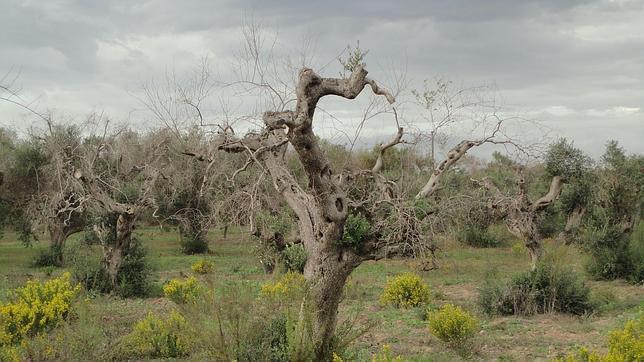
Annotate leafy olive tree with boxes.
[583,141,643,282]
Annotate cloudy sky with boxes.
[0,0,642,158]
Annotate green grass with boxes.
[1,227,642,361]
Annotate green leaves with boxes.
[339,212,371,248]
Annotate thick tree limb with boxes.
[372,126,404,173]
[416,140,479,199]
[531,176,564,211]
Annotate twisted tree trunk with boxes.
[477,171,565,270]
[304,240,360,358]
[47,213,84,265]
[101,212,136,289]
[210,64,416,360]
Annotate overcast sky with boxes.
[0,0,642,159]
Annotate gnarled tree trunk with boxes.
[47,213,84,265]
[99,212,136,289]
[306,251,359,358]
[477,170,565,270]
[213,65,395,360]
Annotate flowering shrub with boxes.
[0,346,20,362]
[191,259,215,274]
[553,313,642,361]
[511,242,526,256]
[379,273,430,308]
[554,347,604,362]
[427,304,479,348]
[371,344,403,362]
[163,276,204,304]
[606,314,643,361]
[0,272,80,346]
[121,310,195,358]
[260,272,307,302]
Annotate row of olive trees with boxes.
[0,118,253,292]
[1,117,640,360]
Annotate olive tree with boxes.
[474,139,587,269]
[36,123,89,264]
[74,127,162,289]
[583,141,643,281]
[149,28,535,357]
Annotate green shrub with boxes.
[180,232,209,255]
[71,238,152,298]
[70,249,111,294]
[583,226,640,282]
[627,221,644,283]
[282,243,307,273]
[477,269,511,316]
[427,304,479,348]
[115,239,152,298]
[340,212,371,248]
[237,313,290,362]
[478,259,592,316]
[121,310,196,358]
[163,276,204,304]
[80,229,100,245]
[0,273,80,346]
[457,225,499,248]
[191,258,215,274]
[589,286,620,313]
[33,245,64,267]
[380,273,430,308]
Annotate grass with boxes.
[1,226,642,361]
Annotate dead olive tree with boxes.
[154,127,222,254]
[206,65,404,358]
[38,123,89,264]
[161,28,535,358]
[473,139,587,269]
[475,166,564,269]
[75,127,162,289]
[192,65,522,358]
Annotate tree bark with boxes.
[560,206,585,242]
[47,214,84,265]
[102,212,136,289]
[305,249,358,360]
[525,238,543,271]
[416,140,481,200]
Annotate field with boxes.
[1,227,642,361]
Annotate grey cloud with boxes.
[0,0,642,157]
